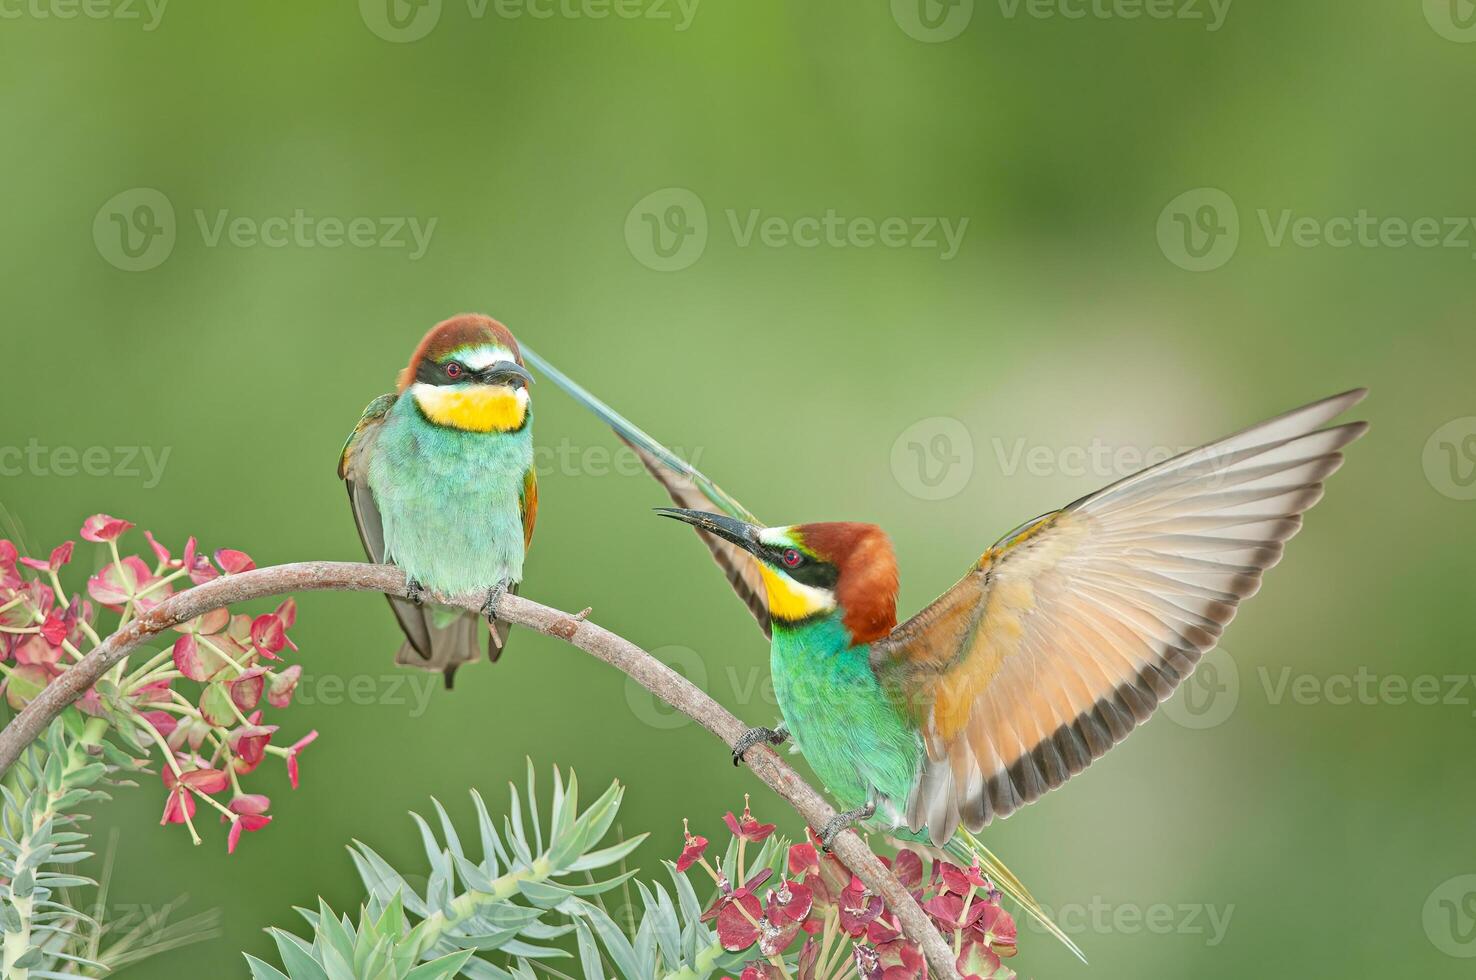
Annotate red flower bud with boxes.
[215,549,256,575]
[723,795,776,843]
[677,819,709,872]
[80,514,134,543]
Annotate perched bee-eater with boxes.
[525,348,1365,958]
[340,314,537,688]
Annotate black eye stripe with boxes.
[414,356,528,387]
[414,358,472,386]
[768,547,838,589]
[415,358,450,385]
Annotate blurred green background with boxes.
[2,0,1474,975]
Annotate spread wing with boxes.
[870,389,1369,844]
[523,346,771,636]
[339,393,434,660]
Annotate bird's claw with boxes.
[818,803,876,852]
[481,579,510,626]
[732,726,788,766]
[405,578,426,607]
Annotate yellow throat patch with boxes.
[413,385,528,433]
[758,565,834,623]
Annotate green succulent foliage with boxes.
[564,868,738,980]
[245,892,476,980]
[562,832,789,980]
[256,763,641,979]
[258,763,756,980]
[0,714,109,977]
[1,712,218,978]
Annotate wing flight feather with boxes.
[871,389,1369,843]
[339,393,436,661]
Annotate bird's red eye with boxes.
[782,548,803,568]
[444,362,464,379]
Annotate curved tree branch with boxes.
[0,562,960,980]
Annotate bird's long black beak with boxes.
[478,362,534,387]
[655,508,763,556]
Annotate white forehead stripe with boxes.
[451,345,517,371]
[758,526,794,547]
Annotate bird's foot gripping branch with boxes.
[0,514,968,980]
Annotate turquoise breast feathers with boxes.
[367,398,534,596]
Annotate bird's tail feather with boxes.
[947,828,1088,965]
[394,604,484,689]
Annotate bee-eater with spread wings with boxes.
[526,348,1366,958]
[340,315,537,688]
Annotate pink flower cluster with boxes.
[0,514,317,854]
[678,799,1020,980]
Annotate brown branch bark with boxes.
[0,562,960,980]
